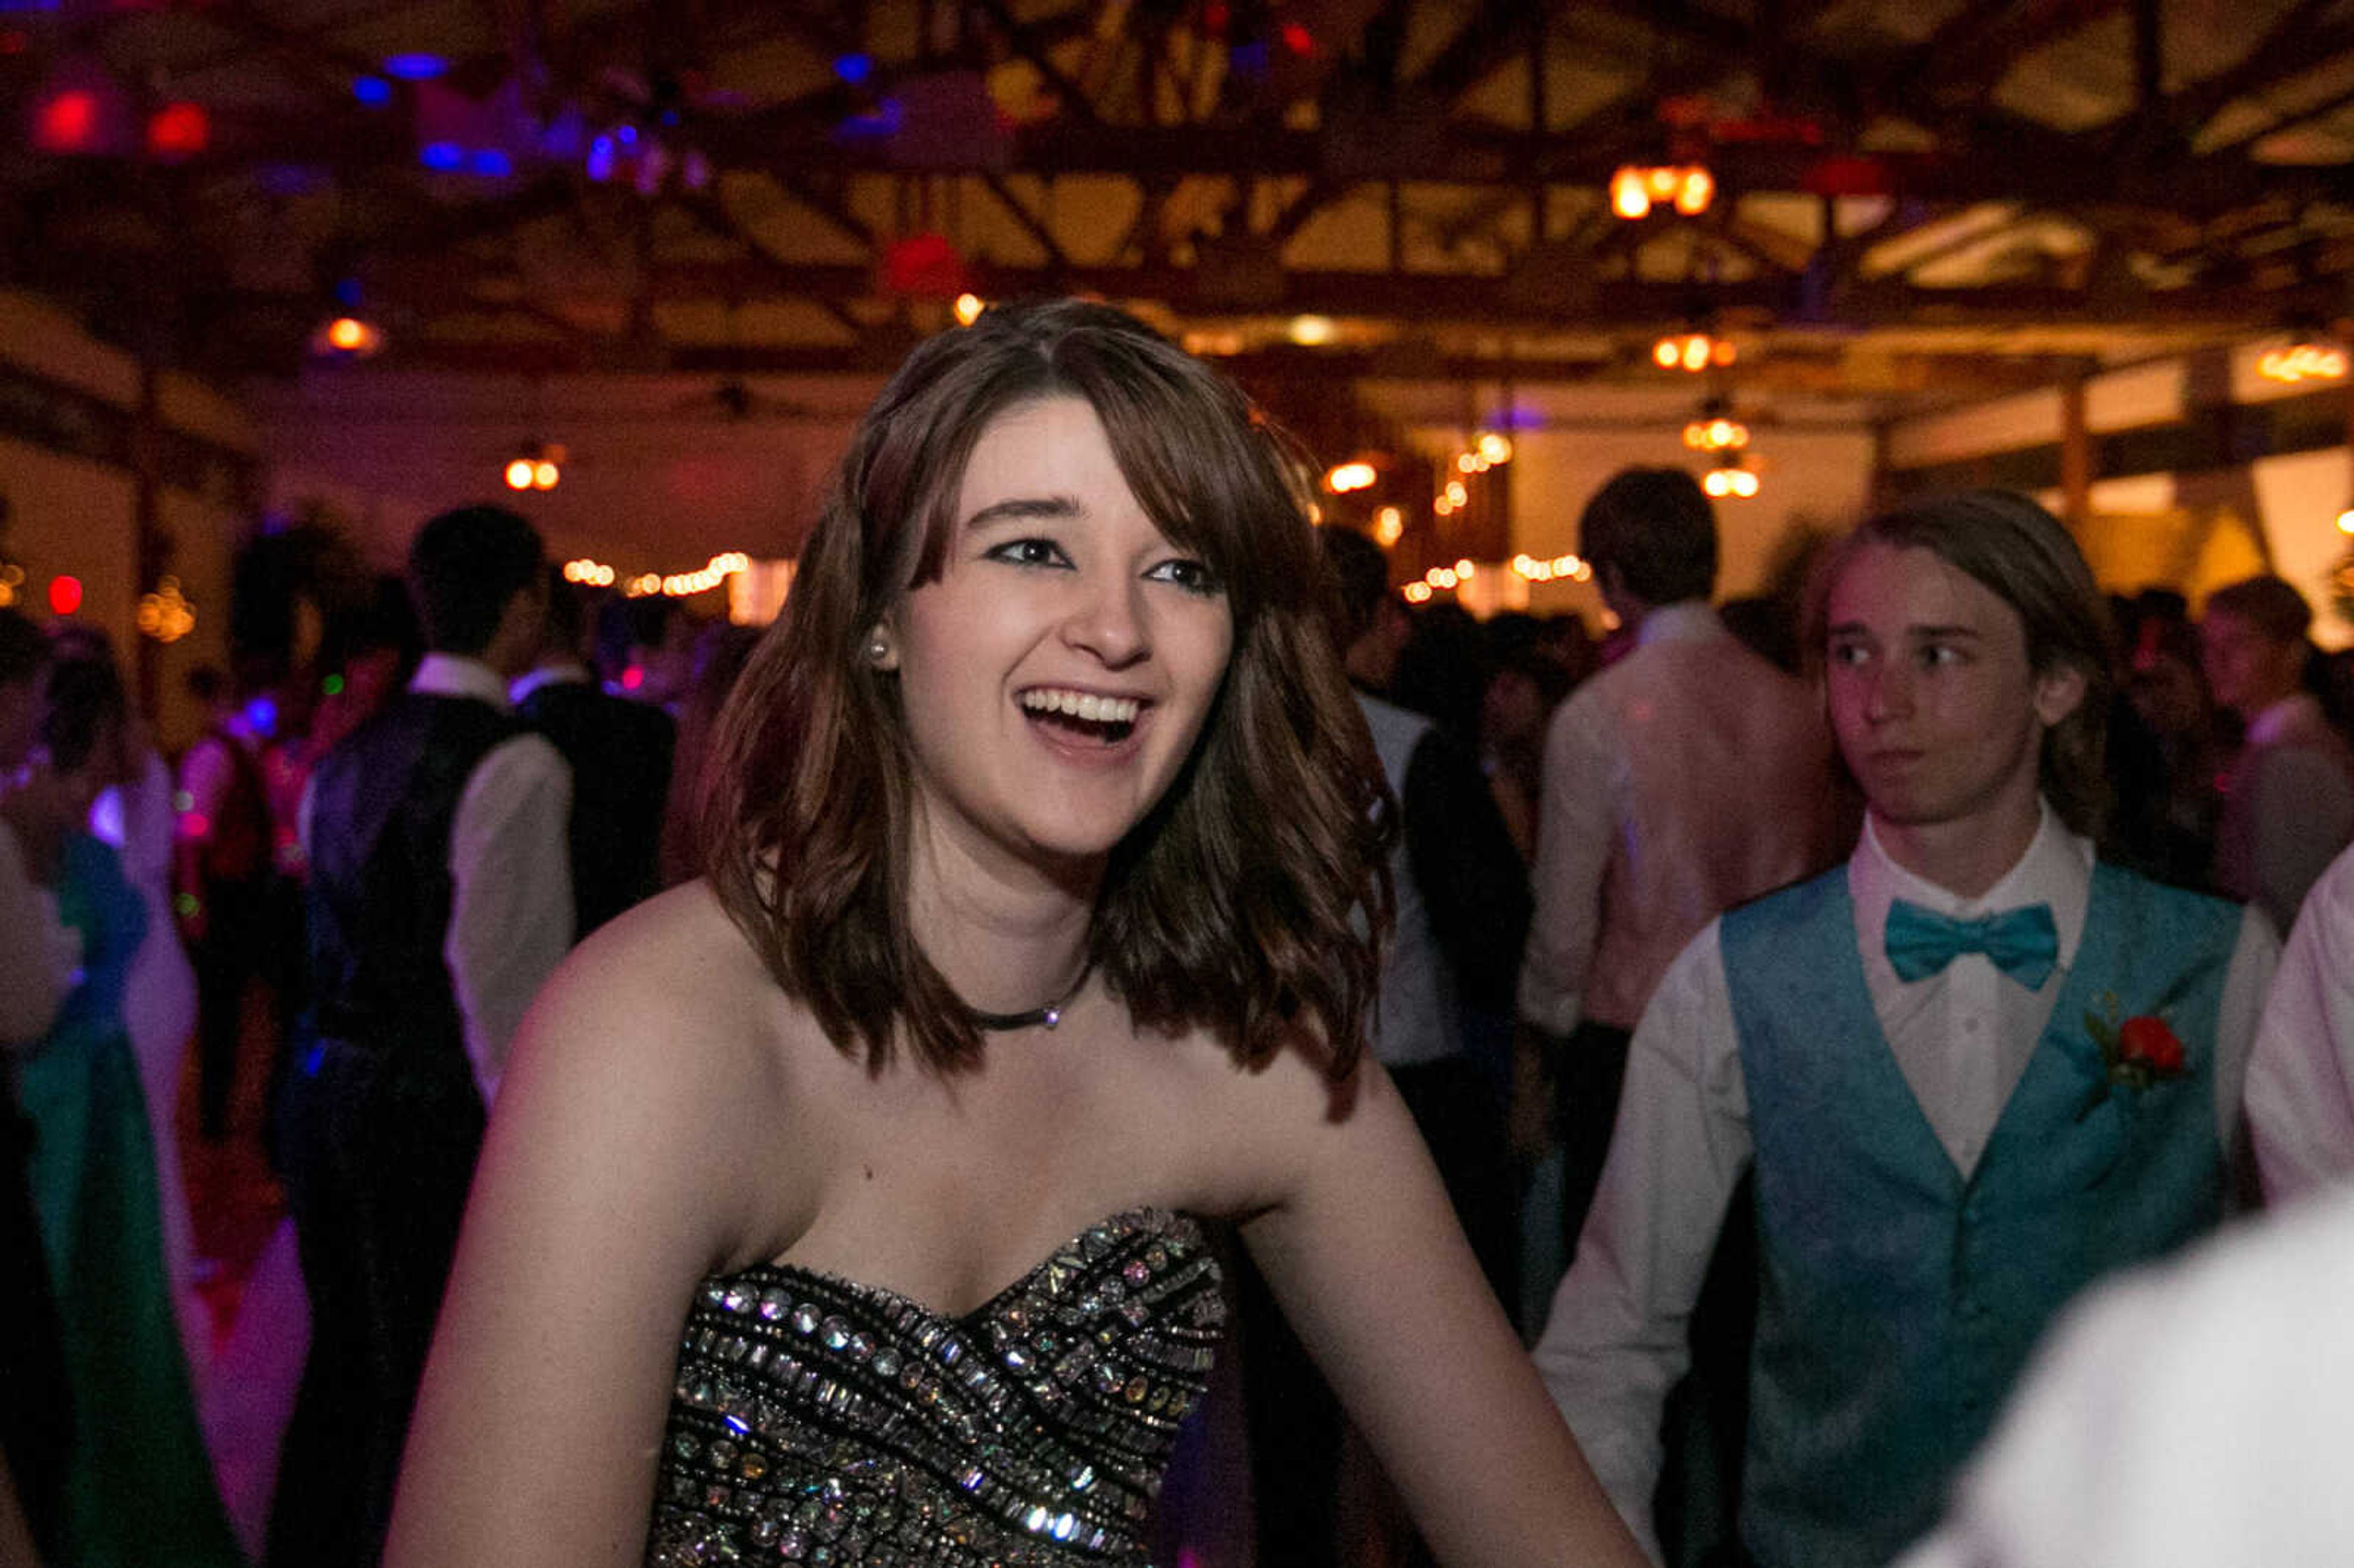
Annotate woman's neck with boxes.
[905,813,1099,1019]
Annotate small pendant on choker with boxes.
[965,961,1094,1033]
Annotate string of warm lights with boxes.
[1397,551,1594,606]
[564,552,750,599]
[1510,553,1594,584]
[2259,341,2348,384]
[1403,557,1479,603]
[1433,432,1512,518]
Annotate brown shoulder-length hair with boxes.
[1802,487,2116,836]
[704,299,1393,1078]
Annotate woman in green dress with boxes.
[18,642,243,1568]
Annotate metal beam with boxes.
[511,256,2302,332]
[2163,0,2353,140]
[1885,0,2127,108]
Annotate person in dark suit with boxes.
[271,505,573,1568]
[512,569,675,938]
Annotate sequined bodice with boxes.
[646,1208,1224,1567]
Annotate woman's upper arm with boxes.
[386,917,795,1568]
[1238,1057,1648,1568]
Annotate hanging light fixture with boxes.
[1702,451,1760,499]
[1611,164,1715,220]
[311,314,384,358]
[503,441,566,492]
[1654,330,1736,373]
[1682,395,1750,454]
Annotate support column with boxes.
[132,355,167,717]
[2059,369,2092,532]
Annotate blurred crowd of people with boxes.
[0,510,760,1567]
[4,456,2354,1568]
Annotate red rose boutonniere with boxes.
[2076,993,2189,1119]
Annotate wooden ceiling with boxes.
[6,0,2354,414]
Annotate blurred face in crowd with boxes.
[2128,649,2210,742]
[2198,609,2303,721]
[1824,541,2083,834]
[1482,667,1546,752]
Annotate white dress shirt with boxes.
[301,653,573,1103]
[1532,807,2278,1562]
[2243,839,2354,1205]
[0,817,78,1046]
[1898,1186,2354,1568]
[1518,601,1841,1034]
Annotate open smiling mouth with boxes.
[1019,688,1142,746]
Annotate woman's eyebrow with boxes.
[962,495,1082,531]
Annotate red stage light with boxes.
[1279,22,1314,55]
[878,233,970,299]
[34,91,101,153]
[48,576,83,615]
[622,665,646,691]
[146,102,210,158]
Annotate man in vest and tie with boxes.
[1535,490,2295,1568]
[272,504,574,1568]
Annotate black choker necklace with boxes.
[965,961,1094,1032]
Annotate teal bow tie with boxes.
[1884,899,2060,991]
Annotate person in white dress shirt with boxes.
[1516,467,1847,1260]
[1532,490,2304,1568]
[271,503,573,1568]
[2242,837,2354,1205]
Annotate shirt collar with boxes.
[409,652,513,712]
[1635,599,1724,649]
[509,660,592,705]
[2247,691,2321,746]
[1849,799,2093,976]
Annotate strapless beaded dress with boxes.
[646,1206,1224,1567]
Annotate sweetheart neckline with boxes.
[729,1204,1202,1327]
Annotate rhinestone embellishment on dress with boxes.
[645,1208,1224,1567]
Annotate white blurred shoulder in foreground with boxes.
[1900,1189,2354,1568]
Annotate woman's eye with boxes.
[1920,643,1962,669]
[1146,558,1222,596]
[1828,642,1870,668]
[988,538,1069,569]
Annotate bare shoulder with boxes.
[493,880,830,1270]
[1148,1023,1395,1220]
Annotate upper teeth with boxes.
[1021,689,1142,724]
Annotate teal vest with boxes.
[1722,861,2238,1568]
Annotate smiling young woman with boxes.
[384,300,1647,1568]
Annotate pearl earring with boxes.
[869,636,890,664]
